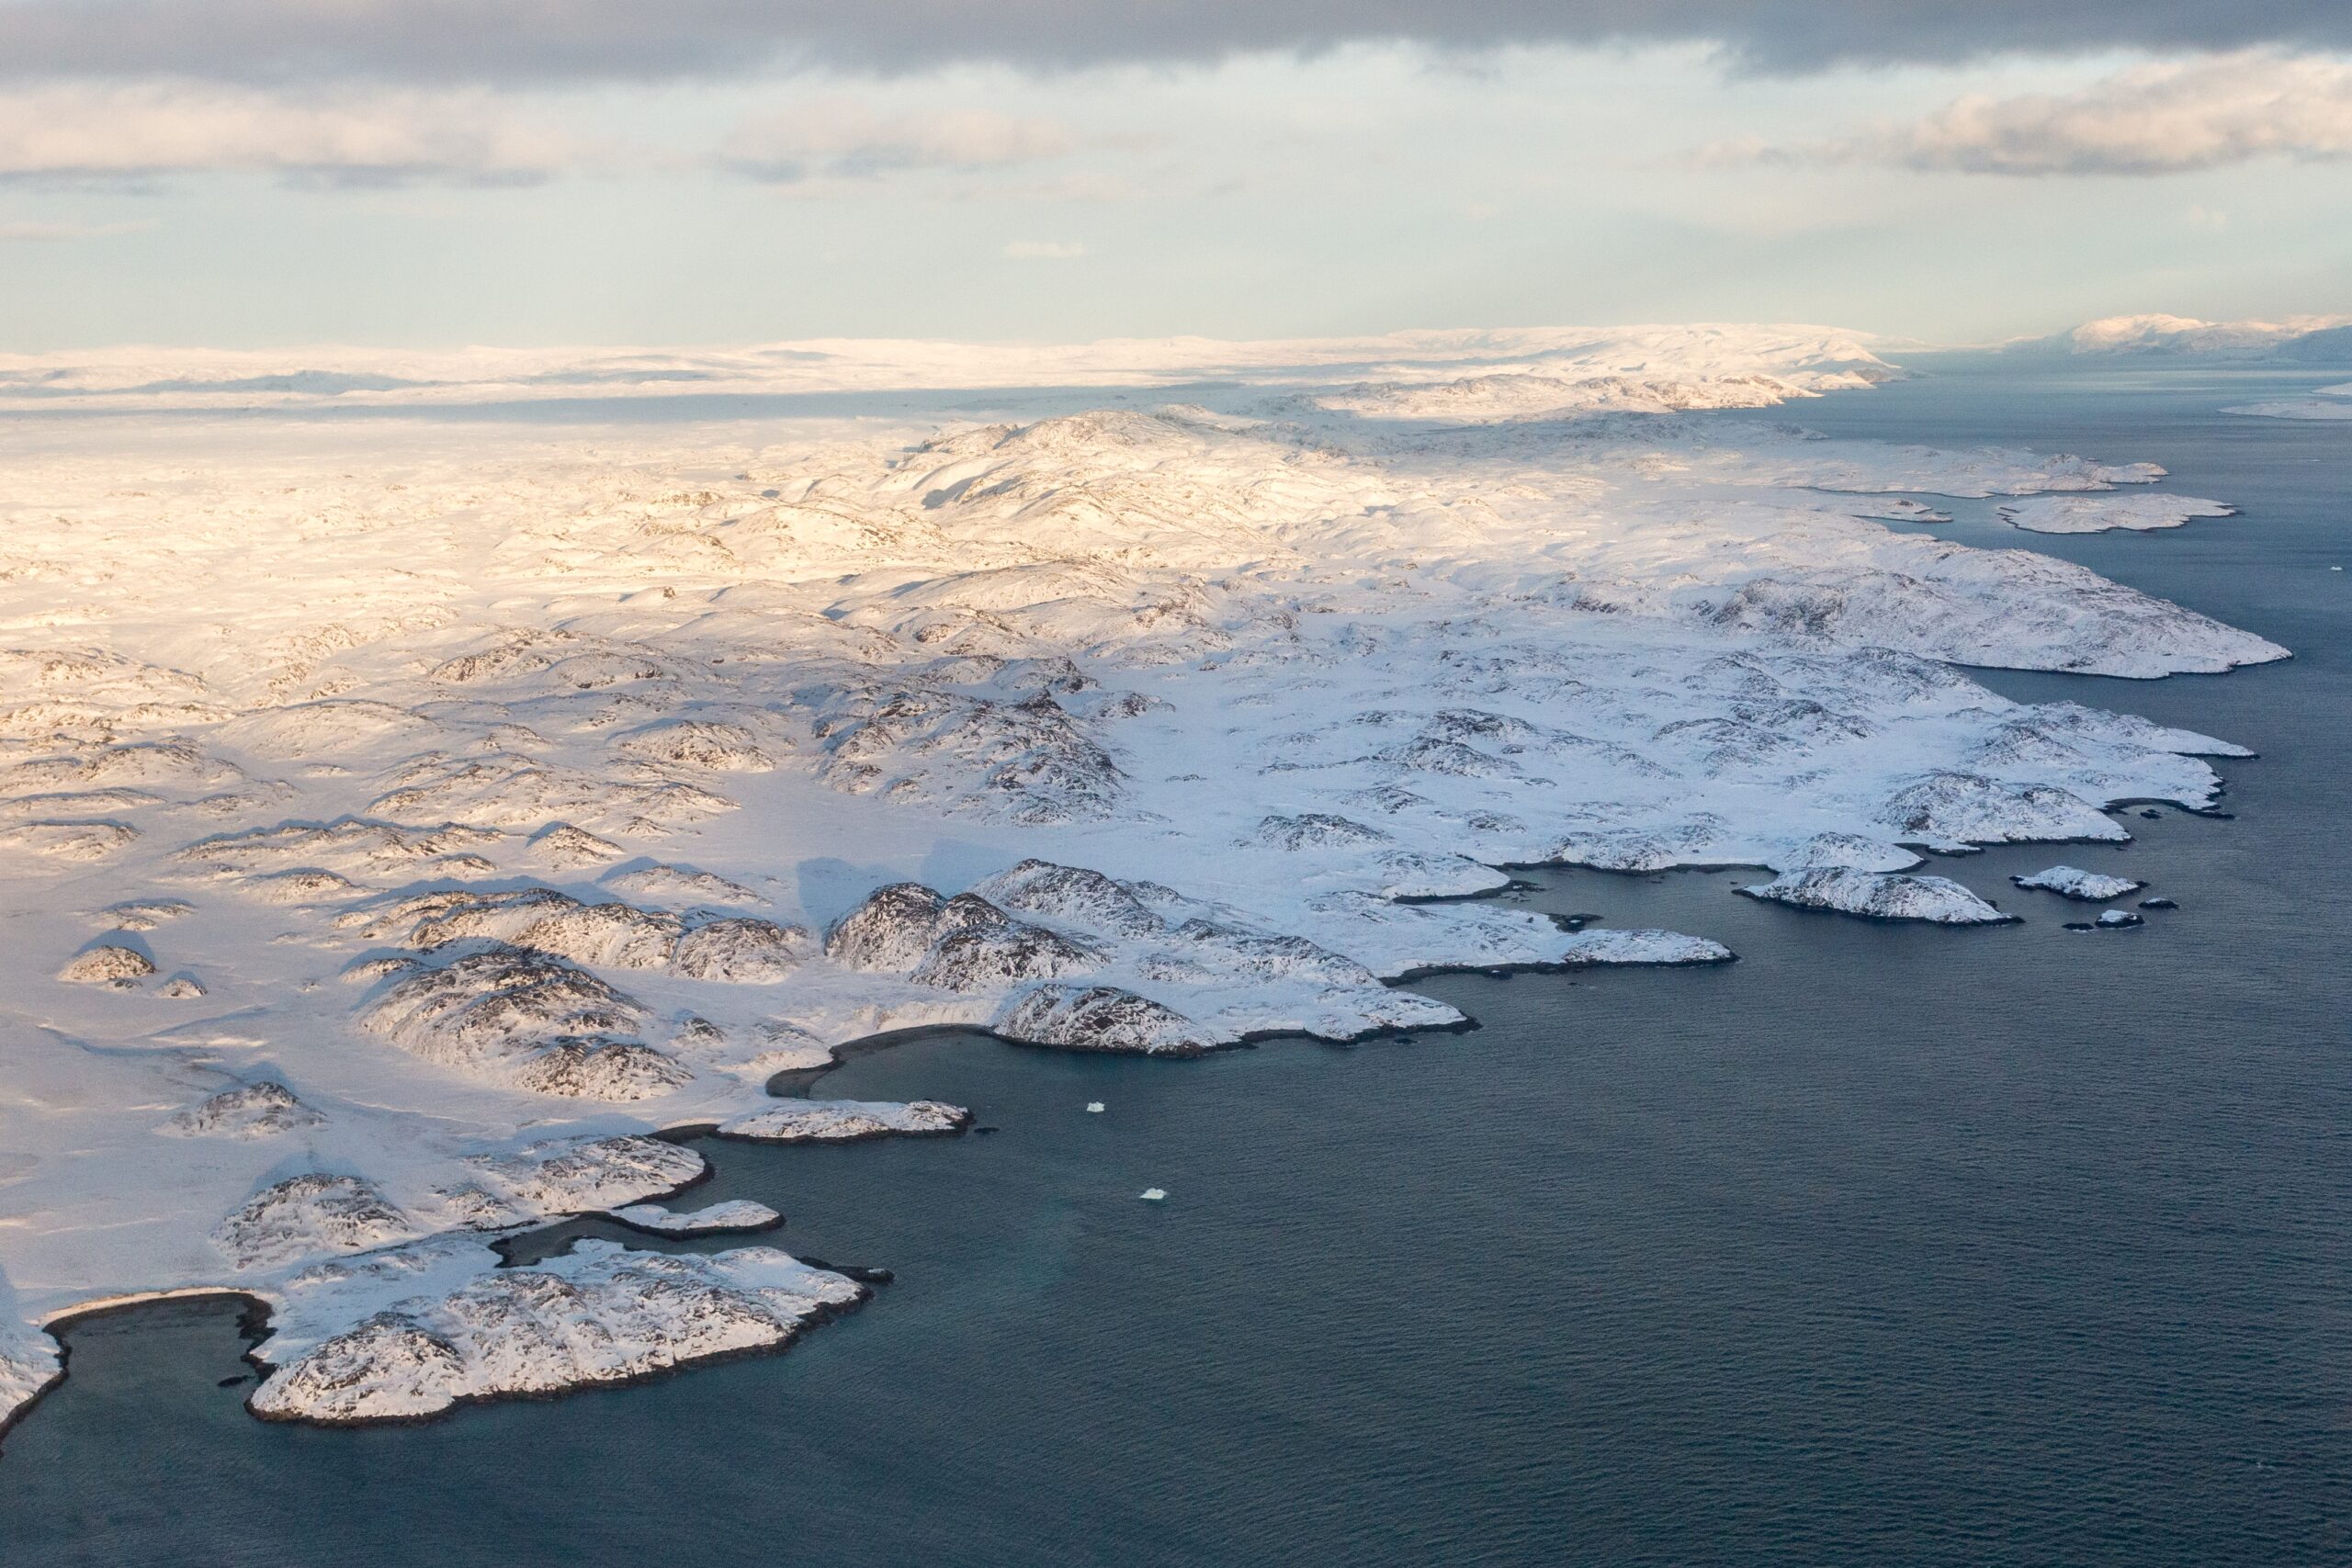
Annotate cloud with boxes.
[1860,52,2352,175]
[0,84,582,184]
[720,102,1075,183]
[0,218,154,240]
[0,1,2347,84]
[1002,240,1086,259]
[1726,51,2352,175]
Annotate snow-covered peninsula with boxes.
[0,324,2283,1433]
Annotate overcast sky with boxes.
[0,1,2345,347]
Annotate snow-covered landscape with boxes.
[0,322,2287,1434]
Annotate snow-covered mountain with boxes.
[2009,313,2352,361]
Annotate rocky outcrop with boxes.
[599,863,763,907]
[1250,813,1391,850]
[3,820,139,860]
[214,1175,414,1270]
[346,887,808,983]
[175,818,502,880]
[356,944,686,1100]
[167,1082,322,1139]
[58,943,155,983]
[1876,773,2123,849]
[529,823,625,868]
[825,884,1100,990]
[967,859,1170,936]
[994,985,1218,1055]
[613,718,775,772]
[470,1134,705,1218]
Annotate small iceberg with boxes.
[1139,1188,1167,1201]
[1086,1101,1105,1113]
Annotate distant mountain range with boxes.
[2009,313,2352,361]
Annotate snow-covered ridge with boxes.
[0,322,2290,1438]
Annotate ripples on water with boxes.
[4,361,2347,1566]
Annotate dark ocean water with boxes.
[3,360,2346,1565]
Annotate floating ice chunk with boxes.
[1139,1189,1167,1201]
[1086,1101,1105,1113]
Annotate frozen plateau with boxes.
[0,323,2286,1435]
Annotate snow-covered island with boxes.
[2011,866,2146,901]
[611,1200,784,1235]
[1736,868,2017,925]
[0,323,2286,1436]
[1997,495,2235,536]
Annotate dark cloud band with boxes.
[0,0,2346,83]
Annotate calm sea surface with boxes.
[3,360,2347,1565]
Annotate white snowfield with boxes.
[0,323,2286,1434]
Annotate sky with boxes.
[0,1,2346,349]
